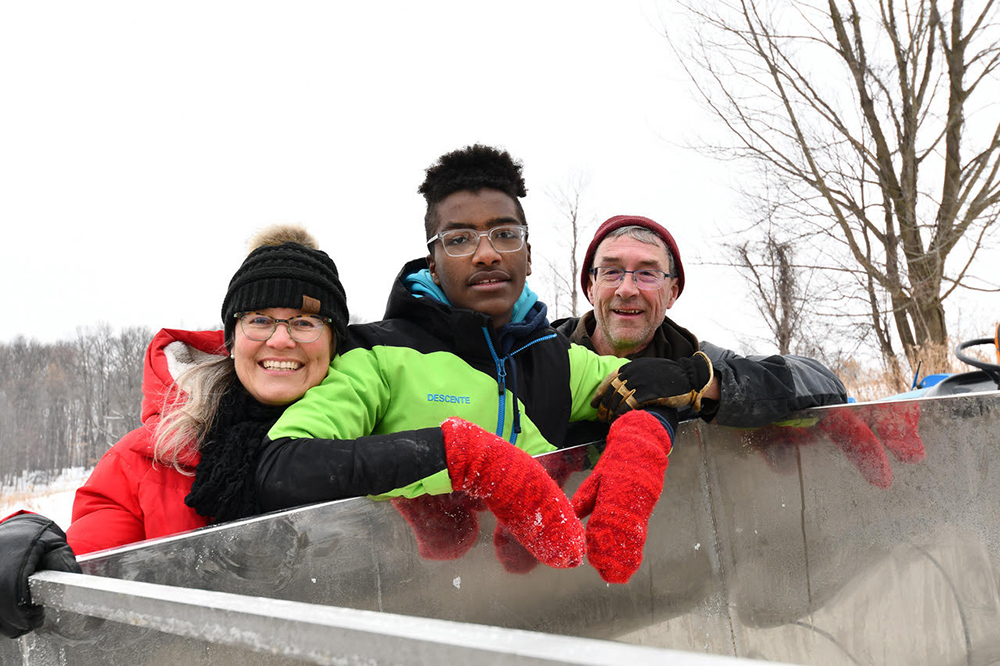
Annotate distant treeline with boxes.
[0,325,151,488]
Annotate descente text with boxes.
[427,393,472,405]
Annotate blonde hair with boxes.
[152,223,320,472]
[152,356,236,472]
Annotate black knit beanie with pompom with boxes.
[220,241,348,350]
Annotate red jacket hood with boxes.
[141,328,227,427]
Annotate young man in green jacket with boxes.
[257,145,689,583]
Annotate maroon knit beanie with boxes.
[581,215,685,300]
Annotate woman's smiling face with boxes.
[232,307,332,405]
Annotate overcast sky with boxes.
[1,2,994,357]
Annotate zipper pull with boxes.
[496,358,506,395]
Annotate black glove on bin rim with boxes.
[0,512,81,639]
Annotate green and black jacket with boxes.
[255,259,626,511]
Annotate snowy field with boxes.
[0,468,90,531]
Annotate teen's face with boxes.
[232,307,333,405]
[586,235,679,357]
[426,189,532,329]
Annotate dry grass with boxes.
[3,488,39,504]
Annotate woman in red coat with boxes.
[0,224,348,637]
[68,327,236,553]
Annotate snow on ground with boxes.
[0,468,91,531]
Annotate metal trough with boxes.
[4,393,998,665]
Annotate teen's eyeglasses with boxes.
[237,313,331,343]
[427,225,528,257]
[590,267,675,291]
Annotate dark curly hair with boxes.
[418,144,528,239]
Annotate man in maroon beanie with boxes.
[555,214,925,491]
[553,214,848,427]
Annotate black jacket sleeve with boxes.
[255,428,449,513]
[697,341,848,428]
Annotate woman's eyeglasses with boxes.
[237,312,331,343]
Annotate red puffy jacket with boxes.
[67,329,226,555]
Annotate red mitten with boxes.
[866,402,925,463]
[816,407,893,488]
[744,424,811,475]
[493,525,539,574]
[391,492,480,561]
[441,418,585,569]
[492,448,589,574]
[747,405,924,489]
[571,410,672,584]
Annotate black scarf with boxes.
[184,382,287,524]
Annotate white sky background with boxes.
[0,2,995,357]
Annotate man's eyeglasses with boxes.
[237,312,331,343]
[427,225,528,257]
[590,267,675,291]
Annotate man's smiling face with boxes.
[586,234,679,357]
[426,188,531,329]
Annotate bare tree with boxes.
[0,338,49,484]
[731,233,803,354]
[107,326,149,436]
[0,326,152,488]
[669,0,1000,377]
[724,172,825,355]
[545,173,592,318]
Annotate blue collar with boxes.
[404,268,540,325]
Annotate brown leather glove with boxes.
[591,352,714,422]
